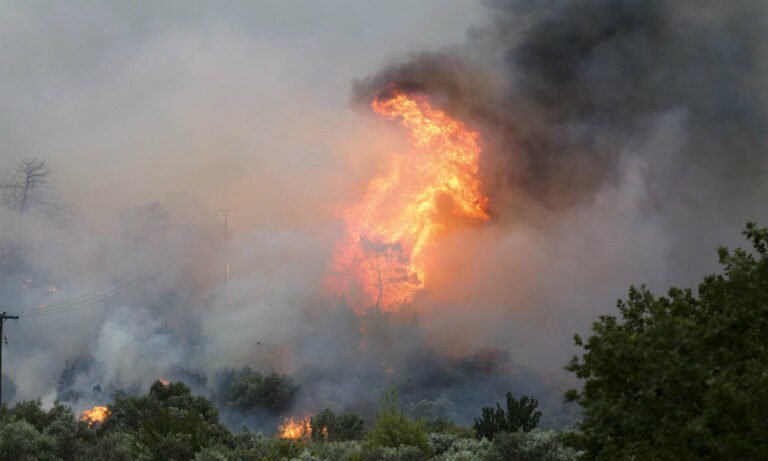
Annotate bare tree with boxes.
[0,158,72,226]
[1,159,51,215]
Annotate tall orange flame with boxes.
[329,92,489,311]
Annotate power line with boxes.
[17,282,140,319]
[11,282,128,317]
[8,258,172,318]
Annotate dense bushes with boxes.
[0,381,578,460]
[310,409,364,442]
[365,390,431,458]
[102,380,232,459]
[216,366,298,414]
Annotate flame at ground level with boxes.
[328,91,489,312]
[278,416,312,440]
[80,406,110,426]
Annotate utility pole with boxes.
[0,312,18,403]
[215,208,237,305]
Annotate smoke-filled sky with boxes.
[0,0,766,426]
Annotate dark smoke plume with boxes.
[354,0,768,214]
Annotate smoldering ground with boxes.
[0,0,766,432]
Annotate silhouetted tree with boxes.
[473,393,541,440]
[1,159,51,215]
[0,159,71,225]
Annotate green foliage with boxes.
[311,440,363,460]
[422,418,474,439]
[310,409,365,442]
[223,369,298,414]
[3,399,89,459]
[0,386,578,460]
[365,389,431,458]
[361,444,424,461]
[483,430,580,461]
[567,223,768,459]
[103,380,232,459]
[426,434,494,460]
[472,393,541,440]
[199,429,306,461]
[79,431,147,461]
[0,417,58,461]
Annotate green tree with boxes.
[223,370,297,414]
[4,399,89,460]
[103,380,232,459]
[365,389,430,458]
[0,418,58,461]
[310,409,365,442]
[566,223,768,459]
[80,431,147,461]
[472,393,541,440]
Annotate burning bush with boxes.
[80,405,110,426]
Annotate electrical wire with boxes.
[9,259,171,319]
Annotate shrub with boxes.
[365,389,430,458]
[103,381,232,459]
[361,445,424,461]
[224,370,297,414]
[472,393,541,440]
[310,409,365,442]
[312,440,363,460]
[483,430,580,461]
[423,418,475,439]
[432,436,491,461]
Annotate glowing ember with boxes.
[329,92,489,311]
[80,406,110,426]
[279,416,312,440]
[159,378,171,386]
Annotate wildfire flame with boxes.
[80,405,110,426]
[278,416,312,440]
[329,92,489,311]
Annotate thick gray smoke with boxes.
[352,0,768,365]
[355,0,768,211]
[0,0,765,432]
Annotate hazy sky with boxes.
[0,1,484,220]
